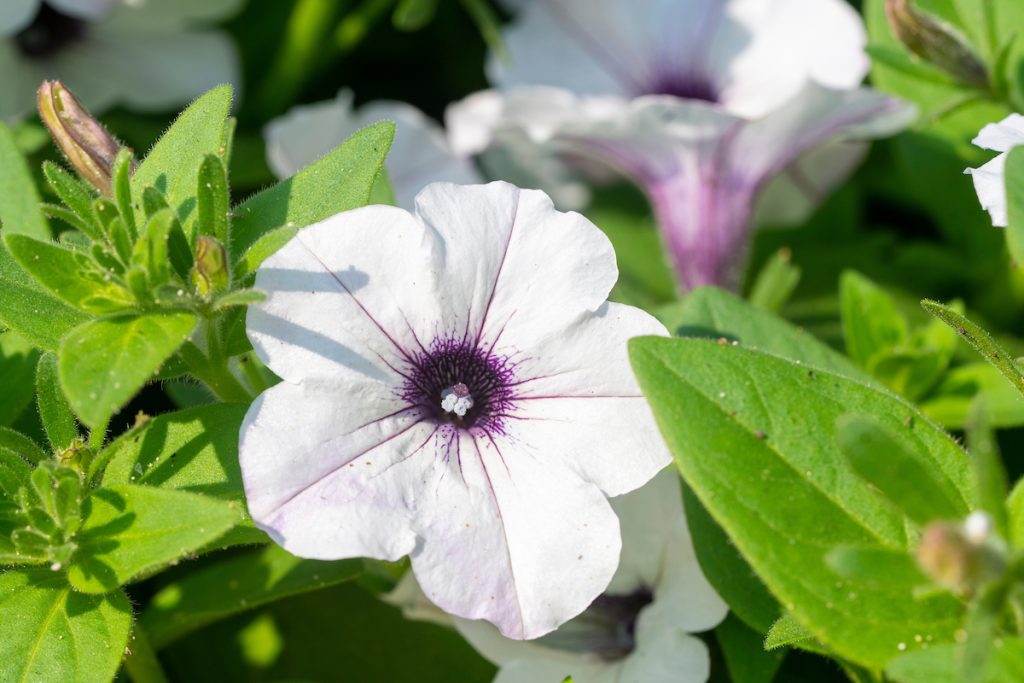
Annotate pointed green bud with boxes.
[885,0,989,89]
[192,236,230,299]
[37,80,131,197]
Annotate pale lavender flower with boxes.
[265,91,482,211]
[239,181,670,639]
[966,114,1024,227]
[447,0,914,290]
[0,0,241,122]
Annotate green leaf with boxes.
[765,613,816,651]
[36,353,78,452]
[0,425,49,465]
[231,121,394,271]
[837,414,968,525]
[747,247,801,313]
[965,397,1009,536]
[0,570,131,683]
[41,162,98,236]
[196,154,230,245]
[0,447,32,498]
[4,234,127,313]
[681,483,780,633]
[111,149,136,236]
[67,484,241,593]
[0,238,89,351]
[1006,147,1024,266]
[716,613,786,683]
[825,546,927,588]
[393,0,439,30]
[131,86,233,227]
[630,337,970,668]
[921,361,1024,428]
[141,544,362,649]
[664,286,875,385]
[887,638,1024,683]
[0,331,39,426]
[840,270,909,368]
[58,312,198,428]
[922,299,1024,399]
[0,123,50,240]
[1005,476,1024,547]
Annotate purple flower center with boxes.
[401,336,517,433]
[645,72,719,103]
[537,588,654,660]
[15,4,88,59]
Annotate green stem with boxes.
[87,417,108,451]
[239,352,270,395]
[178,320,253,403]
[123,623,169,683]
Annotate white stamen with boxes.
[441,383,474,418]
[964,511,993,544]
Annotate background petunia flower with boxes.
[0,0,241,122]
[265,90,482,211]
[447,0,914,291]
[966,114,1024,227]
[390,469,728,683]
[239,181,671,639]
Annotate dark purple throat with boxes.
[400,336,517,435]
[15,4,88,59]
[645,72,719,103]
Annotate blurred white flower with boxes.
[448,0,913,290]
[264,91,482,211]
[389,469,728,683]
[966,114,1024,227]
[0,0,241,122]
[240,181,671,640]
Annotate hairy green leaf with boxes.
[0,123,49,240]
[131,86,233,228]
[630,337,970,667]
[36,353,78,452]
[0,242,88,351]
[887,638,1024,683]
[0,570,131,683]
[232,121,393,270]
[0,331,39,426]
[0,425,49,465]
[68,484,241,593]
[142,544,362,649]
[716,613,786,683]
[59,312,198,428]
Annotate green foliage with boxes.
[716,613,786,683]
[630,336,970,668]
[231,120,395,276]
[58,312,198,428]
[142,544,362,648]
[0,571,131,683]
[67,484,241,593]
[887,638,1024,682]
[35,353,78,452]
[1007,147,1024,265]
[0,123,49,240]
[0,331,39,426]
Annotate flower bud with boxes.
[192,236,230,299]
[916,518,1005,595]
[37,80,126,196]
[885,0,989,89]
[56,437,92,476]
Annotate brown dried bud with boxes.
[885,0,989,89]
[192,236,229,299]
[37,80,126,196]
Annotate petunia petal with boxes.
[239,380,429,561]
[507,302,670,497]
[966,155,1010,227]
[0,0,38,38]
[247,205,440,385]
[972,113,1024,153]
[413,182,618,348]
[619,617,711,683]
[265,91,481,210]
[47,0,116,20]
[411,430,621,639]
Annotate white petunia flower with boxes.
[0,0,241,122]
[388,469,728,683]
[966,114,1024,227]
[447,0,914,290]
[239,181,671,639]
[265,91,483,211]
